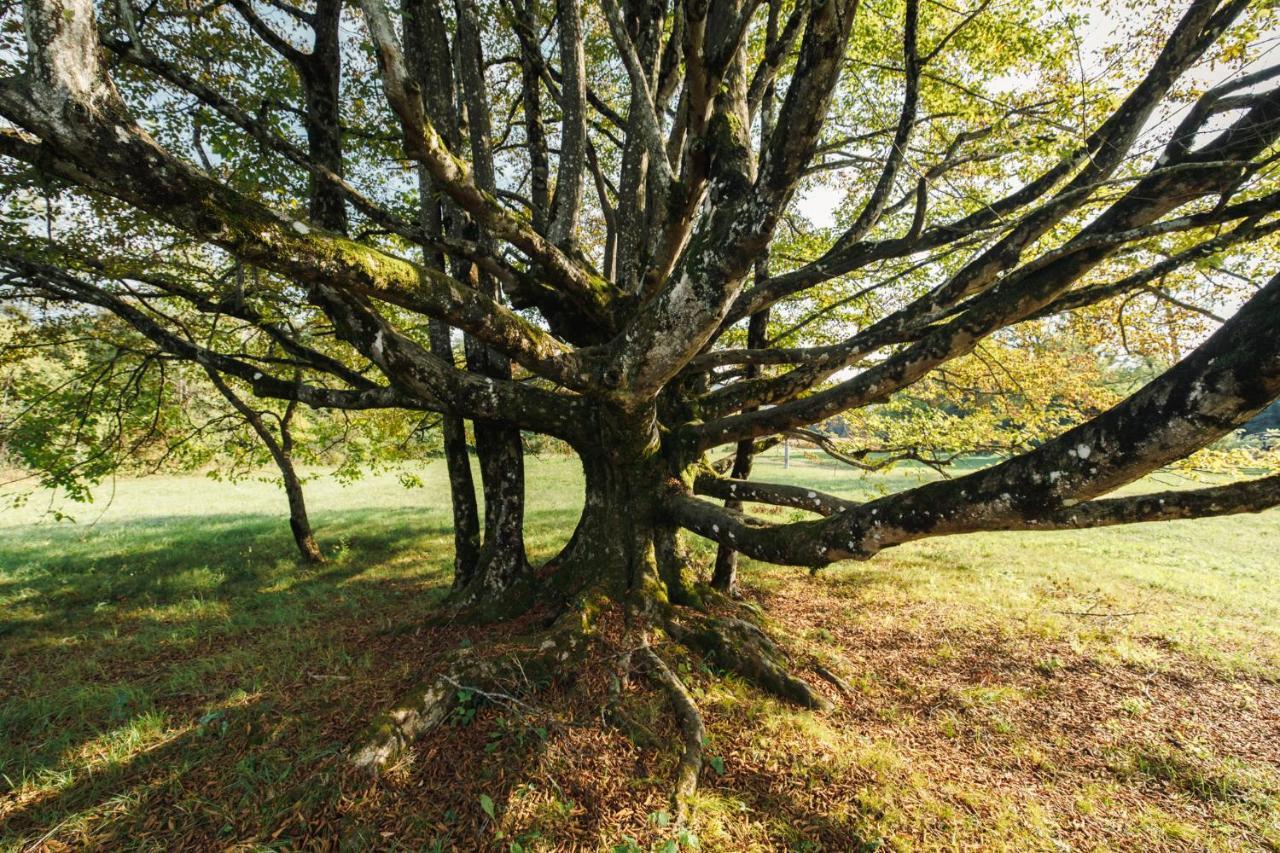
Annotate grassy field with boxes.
[1,452,1278,850]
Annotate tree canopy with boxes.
[2,0,1279,812]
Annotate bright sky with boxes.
[797,0,1280,228]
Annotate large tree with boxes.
[2,0,1279,813]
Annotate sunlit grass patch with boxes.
[1108,739,1279,806]
[2,457,1279,849]
[1133,804,1203,844]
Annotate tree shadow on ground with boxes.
[0,498,980,849]
[0,504,583,848]
[8,499,1278,849]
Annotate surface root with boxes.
[669,615,833,711]
[350,608,592,770]
[637,639,706,823]
[813,662,855,696]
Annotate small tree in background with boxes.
[2,0,1279,811]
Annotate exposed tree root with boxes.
[349,654,480,770]
[636,639,706,823]
[600,645,664,751]
[667,614,833,711]
[352,585,831,832]
[813,662,855,696]
[350,606,593,770]
[356,602,714,826]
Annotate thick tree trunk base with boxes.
[350,431,832,814]
[351,582,833,820]
[448,550,537,621]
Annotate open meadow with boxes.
[2,452,1279,850]
[6,0,1280,845]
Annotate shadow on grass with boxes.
[0,505,576,636]
[0,504,581,847]
[705,763,891,851]
[0,507,441,610]
[2,687,569,848]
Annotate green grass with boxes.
[732,446,1280,676]
[2,452,1278,849]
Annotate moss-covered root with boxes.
[349,665,463,770]
[668,615,833,711]
[813,662,856,696]
[350,609,593,770]
[637,640,705,824]
[600,646,662,750]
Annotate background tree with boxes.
[2,0,1279,814]
[0,270,438,562]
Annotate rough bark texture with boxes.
[4,0,1280,809]
[711,307,770,593]
[455,0,534,595]
[428,319,483,584]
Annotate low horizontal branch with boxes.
[693,472,854,517]
[998,473,1280,532]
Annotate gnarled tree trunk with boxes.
[8,0,1280,821]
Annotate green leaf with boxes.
[479,793,495,819]
[648,810,671,828]
[708,755,725,775]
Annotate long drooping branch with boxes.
[57,252,379,391]
[668,268,1280,565]
[0,254,422,412]
[0,84,593,397]
[101,32,520,289]
[11,251,597,438]
[979,473,1280,531]
[1,0,608,443]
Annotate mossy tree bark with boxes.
[451,0,534,595]
[7,0,1280,817]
